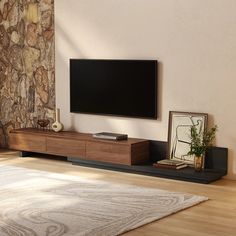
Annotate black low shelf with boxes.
[68,143,228,184]
[68,158,226,184]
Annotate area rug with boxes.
[0,165,207,236]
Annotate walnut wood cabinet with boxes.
[8,128,149,165]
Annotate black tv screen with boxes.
[70,59,158,119]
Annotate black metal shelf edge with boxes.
[68,158,226,184]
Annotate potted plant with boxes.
[188,125,218,171]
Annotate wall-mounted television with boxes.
[70,59,158,119]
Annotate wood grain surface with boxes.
[8,128,149,165]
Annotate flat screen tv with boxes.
[70,59,158,119]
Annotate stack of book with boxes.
[153,159,188,170]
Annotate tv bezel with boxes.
[70,59,158,119]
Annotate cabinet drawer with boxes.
[86,141,131,165]
[131,142,149,164]
[8,133,46,152]
[46,137,86,158]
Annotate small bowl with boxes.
[37,119,50,128]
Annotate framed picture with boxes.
[167,111,208,165]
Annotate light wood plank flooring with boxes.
[0,149,235,236]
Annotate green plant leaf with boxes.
[188,125,218,156]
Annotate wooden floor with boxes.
[0,149,236,236]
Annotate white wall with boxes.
[55,0,236,179]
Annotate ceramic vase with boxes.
[52,108,63,132]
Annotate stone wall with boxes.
[0,0,55,146]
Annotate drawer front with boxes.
[46,137,86,158]
[86,141,131,165]
[131,141,149,164]
[8,133,46,152]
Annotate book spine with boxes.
[156,161,183,166]
[153,163,177,169]
[176,164,188,169]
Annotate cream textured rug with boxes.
[0,165,207,236]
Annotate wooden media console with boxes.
[8,128,149,165]
[8,128,228,184]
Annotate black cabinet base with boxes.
[68,158,226,184]
[20,151,34,157]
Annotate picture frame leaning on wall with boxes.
[167,111,208,165]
